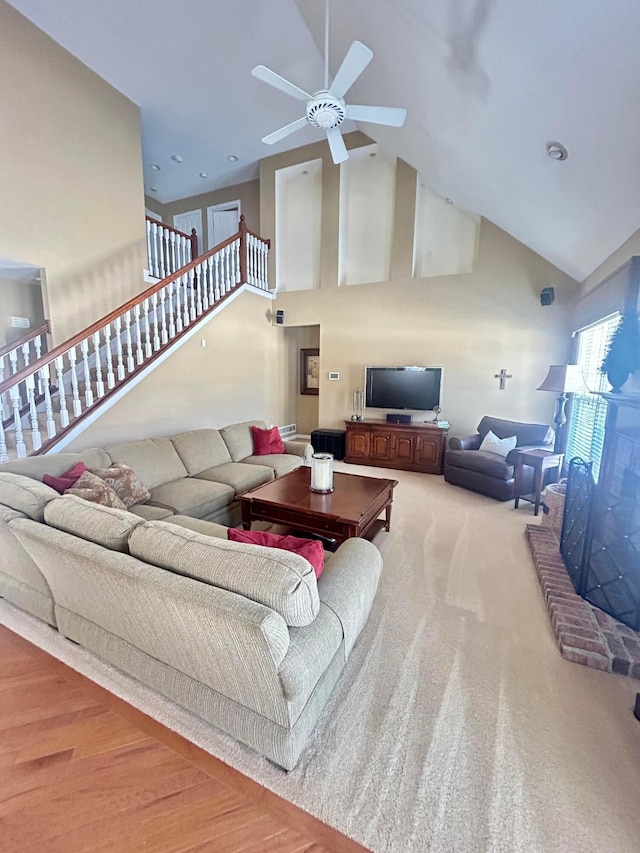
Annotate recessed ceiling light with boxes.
[150,186,159,192]
[171,153,183,163]
[199,172,208,178]
[546,141,568,161]
[227,154,239,162]
[150,163,161,171]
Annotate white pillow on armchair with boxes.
[479,430,517,458]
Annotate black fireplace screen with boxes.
[562,453,640,631]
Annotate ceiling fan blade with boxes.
[328,41,373,99]
[251,65,311,101]
[326,127,349,164]
[262,117,309,145]
[344,104,407,127]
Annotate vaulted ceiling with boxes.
[9,0,640,281]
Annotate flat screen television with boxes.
[365,366,442,411]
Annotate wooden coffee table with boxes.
[240,466,398,549]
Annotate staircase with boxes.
[0,216,270,461]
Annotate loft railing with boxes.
[0,217,269,460]
[146,216,199,278]
[0,322,50,421]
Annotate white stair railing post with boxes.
[0,419,7,463]
[54,355,70,428]
[124,311,135,372]
[167,281,176,338]
[103,323,115,389]
[80,339,94,406]
[9,385,26,458]
[114,317,125,380]
[40,365,56,439]
[143,297,153,357]
[25,374,41,451]
[68,346,82,417]
[133,304,144,365]
[92,331,105,398]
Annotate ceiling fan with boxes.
[251,0,407,165]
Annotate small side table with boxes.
[514,449,564,516]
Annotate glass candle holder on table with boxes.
[310,453,334,493]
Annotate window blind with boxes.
[565,314,619,481]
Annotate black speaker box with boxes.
[386,413,411,424]
[275,309,284,324]
[540,287,555,306]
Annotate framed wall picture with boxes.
[300,348,320,395]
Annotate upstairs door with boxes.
[173,209,203,255]
[207,201,241,250]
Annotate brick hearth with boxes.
[526,524,640,679]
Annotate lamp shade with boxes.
[537,364,590,394]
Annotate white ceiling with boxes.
[8,0,640,281]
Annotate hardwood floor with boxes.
[0,626,368,853]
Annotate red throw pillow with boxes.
[228,528,324,578]
[251,425,285,455]
[43,461,87,494]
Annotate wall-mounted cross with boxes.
[495,368,513,390]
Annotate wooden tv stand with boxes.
[344,420,449,474]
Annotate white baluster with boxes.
[133,303,144,365]
[228,243,236,291]
[157,289,167,345]
[206,256,214,308]
[40,365,56,439]
[80,339,94,406]
[195,264,203,315]
[114,317,125,380]
[9,385,26,458]
[68,347,82,417]
[103,323,115,389]
[161,228,169,278]
[188,269,197,320]
[143,297,153,357]
[246,235,254,286]
[92,331,105,398]
[25,374,41,451]
[21,341,31,371]
[150,220,159,277]
[226,245,233,294]
[124,311,135,372]
[235,239,241,286]
[54,355,70,428]
[9,347,19,377]
[0,418,7,463]
[181,274,190,328]
[214,252,221,301]
[170,231,177,275]
[0,359,9,421]
[34,334,43,360]
[167,281,177,338]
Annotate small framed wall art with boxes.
[300,348,320,395]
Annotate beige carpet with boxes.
[3,463,640,852]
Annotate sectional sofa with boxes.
[0,420,383,769]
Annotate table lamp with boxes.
[537,364,591,453]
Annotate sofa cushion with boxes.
[129,521,320,627]
[477,416,554,448]
[64,471,128,510]
[445,448,514,479]
[220,420,267,462]
[105,438,188,490]
[44,494,144,552]
[0,449,111,481]
[478,430,517,458]
[43,461,87,493]
[244,453,303,477]
[166,514,229,539]
[128,504,174,521]
[89,463,151,508]
[0,472,59,521]
[228,529,325,578]
[194,462,273,494]
[171,429,232,475]
[147,478,234,518]
[251,425,285,455]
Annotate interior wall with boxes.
[65,291,287,451]
[162,180,260,252]
[574,228,640,328]
[0,276,45,347]
[0,1,147,344]
[260,135,581,439]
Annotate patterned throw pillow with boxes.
[89,463,151,508]
[478,430,518,458]
[64,471,127,510]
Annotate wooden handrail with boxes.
[0,321,50,360]
[0,225,268,397]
